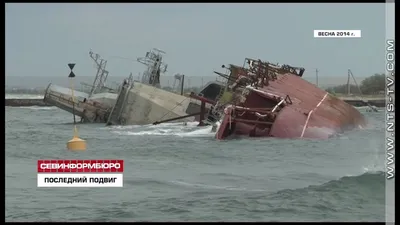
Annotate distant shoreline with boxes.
[5,93,384,108]
[6,93,45,99]
[5,99,50,107]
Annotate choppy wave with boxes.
[273,171,384,197]
[263,172,385,221]
[132,171,385,194]
[6,107,385,222]
[123,172,385,221]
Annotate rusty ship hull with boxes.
[193,58,366,140]
[216,74,366,140]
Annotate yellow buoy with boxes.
[66,63,87,151]
[67,137,87,151]
[67,125,87,151]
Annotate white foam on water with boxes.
[5,94,44,99]
[104,121,200,130]
[113,130,167,136]
[16,106,57,110]
[110,121,216,138]
[306,126,336,138]
[175,126,215,137]
[101,125,143,130]
[362,139,386,173]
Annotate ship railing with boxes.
[45,91,110,113]
[243,57,305,76]
[215,74,227,83]
[45,91,83,108]
[223,67,272,89]
[229,106,275,114]
[79,81,120,94]
[223,105,276,127]
[233,118,274,125]
[243,60,305,83]
[79,82,94,93]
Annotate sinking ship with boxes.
[44,51,118,123]
[44,49,219,126]
[107,48,223,126]
[189,58,367,140]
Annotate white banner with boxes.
[37,173,123,187]
[313,30,361,38]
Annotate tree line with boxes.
[161,86,202,94]
[163,73,387,96]
[325,73,385,95]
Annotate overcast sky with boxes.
[6,3,385,83]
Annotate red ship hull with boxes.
[216,73,366,140]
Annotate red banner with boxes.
[37,159,124,173]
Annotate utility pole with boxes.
[315,68,319,87]
[347,69,351,95]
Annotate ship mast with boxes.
[137,48,168,88]
[173,74,185,95]
[348,69,378,112]
[89,50,109,96]
[347,69,351,95]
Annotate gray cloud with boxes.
[6,3,386,88]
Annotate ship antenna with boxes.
[89,51,109,97]
[348,69,378,112]
[136,48,167,87]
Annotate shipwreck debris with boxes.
[107,48,214,126]
[188,58,367,140]
[43,51,118,123]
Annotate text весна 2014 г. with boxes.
[313,30,361,38]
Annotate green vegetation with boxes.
[325,73,385,95]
